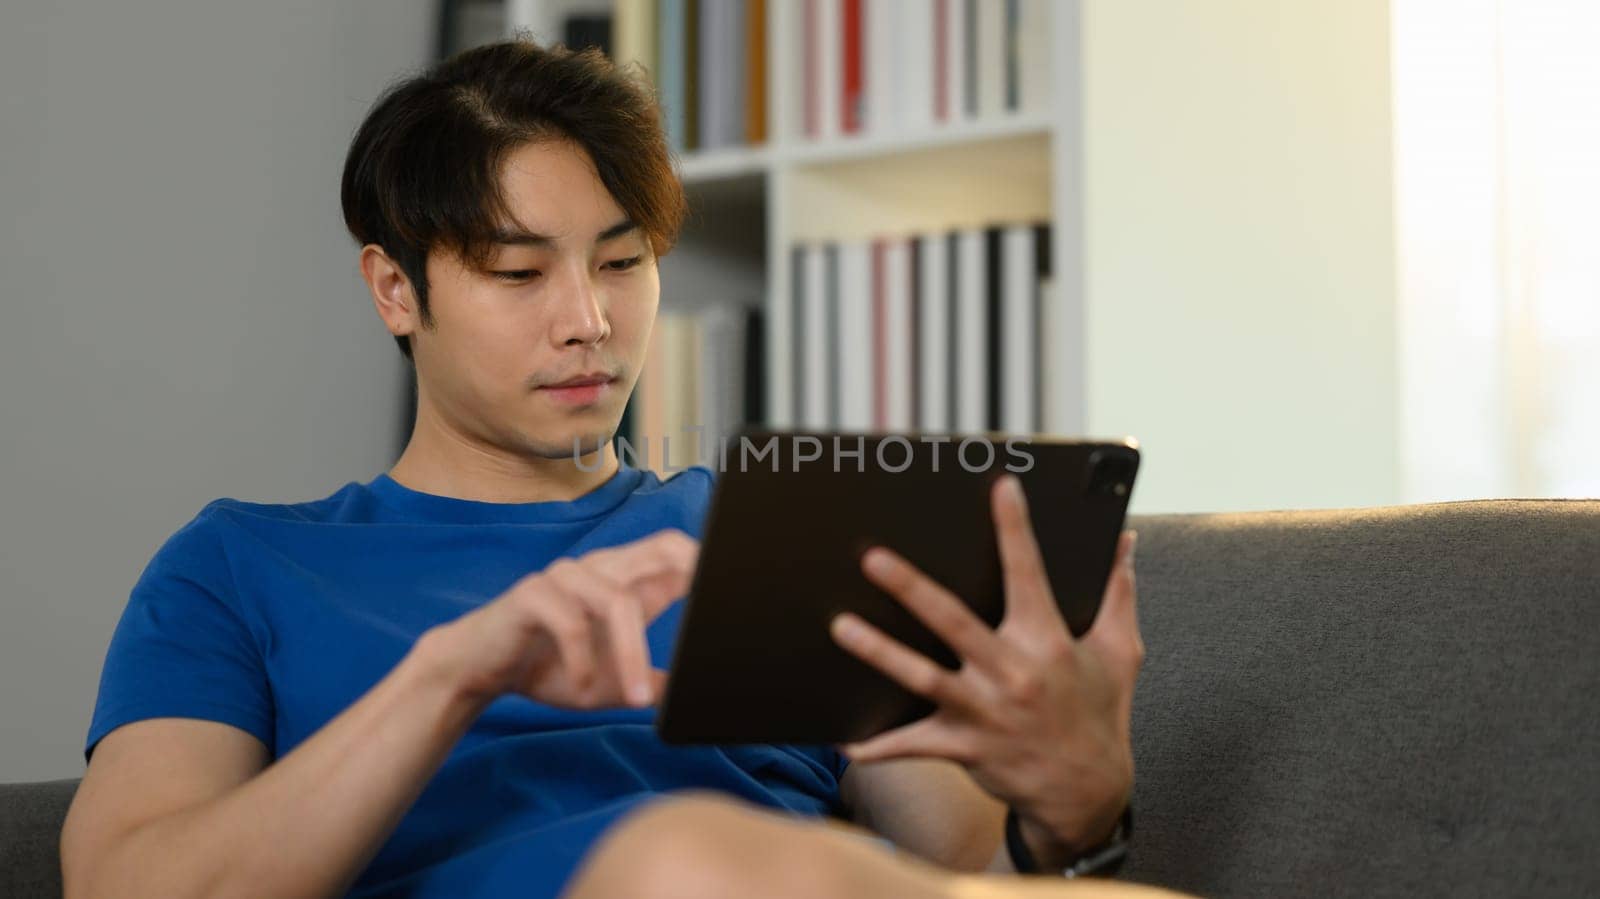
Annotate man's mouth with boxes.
[538,372,616,406]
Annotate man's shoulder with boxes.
[148,481,370,563]
[190,480,372,527]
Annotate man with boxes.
[61,40,1170,899]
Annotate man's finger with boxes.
[526,598,596,697]
[829,612,985,713]
[1082,530,1143,674]
[630,565,696,621]
[859,547,1009,676]
[991,475,1064,630]
[583,529,698,583]
[549,560,654,706]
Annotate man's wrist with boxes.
[408,626,498,724]
[1013,802,1129,874]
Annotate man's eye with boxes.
[605,256,644,272]
[492,270,540,281]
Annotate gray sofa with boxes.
[5,499,1596,897]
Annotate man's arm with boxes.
[62,529,699,899]
[62,630,490,899]
[838,758,1005,871]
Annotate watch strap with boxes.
[1004,804,1132,878]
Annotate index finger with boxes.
[588,528,700,585]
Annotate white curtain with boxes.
[1393,0,1600,501]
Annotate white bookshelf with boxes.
[506,0,1086,434]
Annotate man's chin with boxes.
[520,426,617,462]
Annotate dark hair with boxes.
[341,39,688,359]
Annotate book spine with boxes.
[917,232,952,430]
[659,0,686,152]
[842,0,864,134]
[984,225,1002,431]
[883,236,914,429]
[684,0,700,152]
[976,0,1004,120]
[1001,223,1036,432]
[746,0,767,144]
[872,237,887,429]
[956,228,986,433]
[934,0,950,122]
[838,240,874,429]
[818,0,842,140]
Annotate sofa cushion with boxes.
[1122,499,1600,897]
[0,778,75,899]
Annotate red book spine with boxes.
[842,0,863,134]
[872,237,887,429]
[803,0,818,138]
[934,0,948,122]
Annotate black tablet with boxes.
[656,430,1140,746]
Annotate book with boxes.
[814,0,843,141]
[984,225,1002,431]
[563,14,612,57]
[658,0,688,152]
[882,235,914,429]
[1000,223,1037,432]
[698,0,726,149]
[842,0,865,134]
[934,0,951,122]
[900,0,936,133]
[801,244,832,428]
[611,0,656,77]
[742,304,767,426]
[975,0,1005,120]
[915,232,953,430]
[685,0,700,152]
[962,0,978,119]
[838,240,874,429]
[955,227,987,432]
[1018,0,1050,114]
[746,0,768,144]
[866,0,899,136]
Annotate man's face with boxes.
[409,138,659,460]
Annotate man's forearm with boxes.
[75,630,488,899]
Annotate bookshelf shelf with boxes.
[783,110,1055,170]
[677,143,772,184]
[675,111,1055,186]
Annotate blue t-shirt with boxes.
[86,462,849,898]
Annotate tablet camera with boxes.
[1085,449,1136,498]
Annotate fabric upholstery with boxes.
[1122,499,1600,897]
[0,779,74,899]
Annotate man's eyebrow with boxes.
[489,218,640,247]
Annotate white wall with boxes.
[1082,0,1400,514]
[0,1,432,781]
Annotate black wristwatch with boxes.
[1004,804,1132,878]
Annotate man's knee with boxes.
[565,792,854,899]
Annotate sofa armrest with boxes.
[1,779,78,899]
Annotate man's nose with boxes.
[550,261,610,347]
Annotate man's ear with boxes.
[359,244,419,341]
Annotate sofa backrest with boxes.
[0,778,75,899]
[1122,499,1599,897]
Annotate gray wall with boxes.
[0,1,433,781]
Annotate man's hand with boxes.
[828,475,1142,867]
[422,529,700,711]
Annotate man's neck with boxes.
[387,405,621,505]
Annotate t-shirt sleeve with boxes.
[85,507,274,762]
